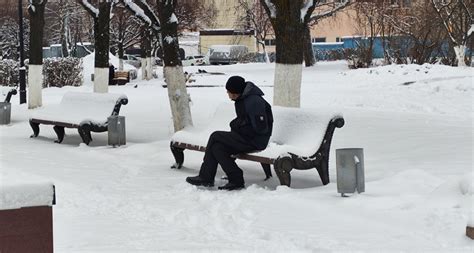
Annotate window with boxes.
[264,39,276,46]
[336,37,341,42]
[311,37,326,43]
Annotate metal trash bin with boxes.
[336,148,365,196]
[108,116,126,146]
[0,102,12,125]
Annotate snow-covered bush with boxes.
[43,57,83,88]
[0,59,20,87]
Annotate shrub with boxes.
[0,59,20,87]
[43,57,83,88]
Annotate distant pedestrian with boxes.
[108,63,115,85]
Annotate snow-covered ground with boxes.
[1,61,473,252]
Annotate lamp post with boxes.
[18,0,26,104]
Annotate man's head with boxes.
[226,76,246,101]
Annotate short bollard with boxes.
[0,102,12,125]
[336,148,365,197]
[108,116,126,147]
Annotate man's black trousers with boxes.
[199,131,257,184]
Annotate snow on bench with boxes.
[1,87,17,103]
[0,182,55,252]
[170,104,345,187]
[0,182,55,210]
[29,91,128,144]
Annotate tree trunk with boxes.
[270,0,305,107]
[454,45,467,67]
[303,25,315,67]
[28,0,48,109]
[118,42,124,71]
[145,31,153,80]
[94,1,111,93]
[60,14,69,57]
[140,31,146,79]
[141,30,153,80]
[157,0,193,132]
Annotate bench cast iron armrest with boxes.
[3,88,17,103]
[170,116,345,187]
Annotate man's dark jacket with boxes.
[230,82,273,150]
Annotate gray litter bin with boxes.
[0,102,12,125]
[336,148,365,196]
[108,116,126,146]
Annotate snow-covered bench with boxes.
[1,87,17,103]
[113,71,130,85]
[170,104,345,187]
[29,91,128,144]
[0,182,55,252]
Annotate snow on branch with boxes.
[301,0,314,22]
[122,0,160,31]
[28,0,46,13]
[263,0,277,18]
[309,0,351,22]
[468,24,474,37]
[77,0,99,18]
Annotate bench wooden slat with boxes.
[173,142,275,164]
[30,118,79,129]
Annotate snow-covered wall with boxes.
[0,183,55,210]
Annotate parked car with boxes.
[182,55,209,66]
[208,45,248,65]
[123,54,141,68]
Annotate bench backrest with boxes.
[173,103,342,157]
[59,92,128,116]
[30,92,128,126]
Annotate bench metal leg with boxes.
[78,125,92,145]
[274,156,293,186]
[170,142,184,169]
[316,156,330,185]
[261,163,272,180]
[53,126,65,143]
[29,120,40,138]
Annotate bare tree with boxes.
[110,4,142,70]
[175,0,217,32]
[260,0,319,107]
[77,0,113,93]
[384,1,447,64]
[352,0,390,67]
[28,0,48,109]
[122,0,160,80]
[304,0,351,66]
[123,0,192,131]
[44,0,84,57]
[430,0,473,66]
[235,0,273,63]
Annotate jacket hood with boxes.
[239,82,264,99]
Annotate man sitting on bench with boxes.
[186,76,273,190]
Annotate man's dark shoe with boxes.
[186,176,214,187]
[218,182,245,191]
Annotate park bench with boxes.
[0,182,55,252]
[29,91,128,145]
[170,104,345,187]
[113,71,130,85]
